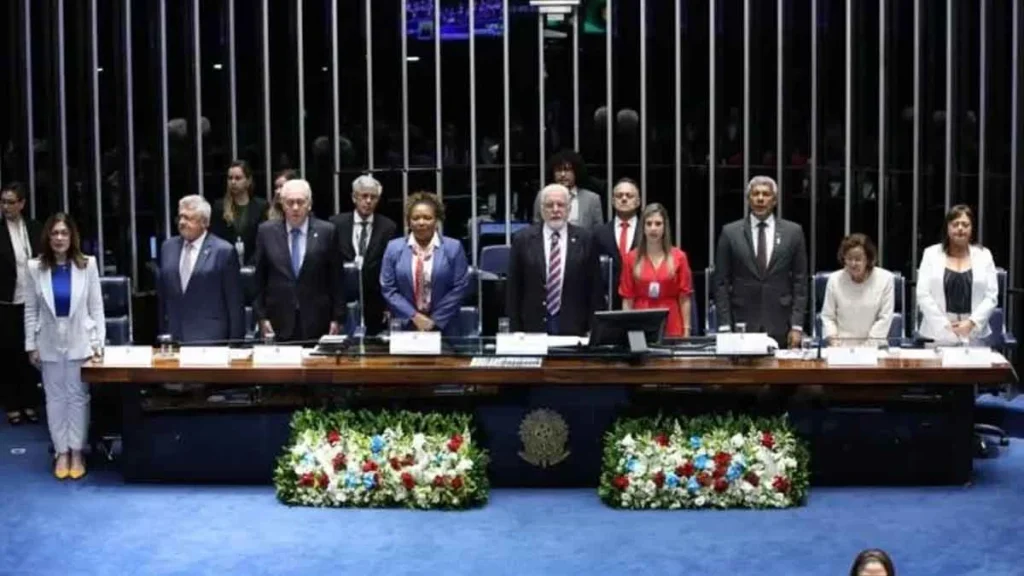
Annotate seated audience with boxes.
[24,213,105,480]
[848,548,895,576]
[380,192,469,336]
[915,204,998,345]
[618,203,693,337]
[820,233,894,344]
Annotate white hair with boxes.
[351,175,382,196]
[746,175,778,196]
[178,194,212,224]
[281,179,313,202]
[540,183,570,205]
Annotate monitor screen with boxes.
[589,308,668,351]
[406,1,510,40]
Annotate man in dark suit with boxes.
[157,195,244,343]
[714,175,808,348]
[254,179,344,342]
[508,184,603,336]
[330,175,397,336]
[0,182,42,425]
[595,177,642,309]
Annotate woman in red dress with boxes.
[618,203,693,337]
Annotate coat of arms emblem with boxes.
[518,408,570,468]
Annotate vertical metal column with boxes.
[365,0,374,171]
[573,10,580,150]
[229,0,238,159]
[125,0,139,289]
[978,0,987,243]
[503,0,512,245]
[843,0,852,235]
[24,0,36,219]
[878,0,886,260]
[261,0,272,198]
[708,0,716,267]
[944,0,953,211]
[160,0,170,239]
[911,0,921,275]
[1010,0,1020,326]
[606,0,614,217]
[639,0,647,204]
[674,0,682,243]
[57,0,69,212]
[470,0,479,269]
[192,0,204,197]
[401,0,409,211]
[538,14,545,189]
[776,0,784,216]
[90,0,105,271]
[297,0,306,177]
[810,0,818,273]
[331,0,340,213]
[435,0,443,199]
[742,0,750,200]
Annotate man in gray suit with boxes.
[714,176,808,348]
[533,149,603,229]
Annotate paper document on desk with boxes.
[774,350,807,360]
[547,336,587,347]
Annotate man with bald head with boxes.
[508,184,603,336]
[253,179,345,342]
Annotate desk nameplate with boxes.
[179,346,231,367]
[103,346,153,367]
[496,333,548,356]
[389,331,442,355]
[252,345,304,366]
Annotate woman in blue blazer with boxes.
[380,192,469,337]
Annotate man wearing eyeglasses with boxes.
[0,182,43,426]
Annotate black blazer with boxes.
[0,217,43,303]
[252,217,345,341]
[713,216,808,343]
[329,212,398,334]
[595,217,642,310]
[210,196,269,266]
[507,223,603,336]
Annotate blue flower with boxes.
[686,477,700,493]
[665,473,680,488]
[694,454,709,471]
[344,473,359,488]
[733,454,747,468]
[362,472,377,490]
[301,453,316,466]
[370,435,386,454]
[689,435,703,449]
[726,464,742,481]
[626,458,640,473]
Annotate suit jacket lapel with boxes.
[740,223,761,278]
[366,218,387,261]
[338,214,355,261]
[168,238,184,296]
[299,220,321,278]
[276,222,295,280]
[186,236,213,294]
[68,263,86,319]
[40,266,56,317]
[766,223,784,274]
[532,227,547,283]
[0,220,13,266]
[397,244,415,303]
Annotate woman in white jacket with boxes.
[24,213,105,480]
[915,205,998,345]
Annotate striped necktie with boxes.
[546,231,561,317]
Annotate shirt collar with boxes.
[544,224,566,239]
[750,213,775,228]
[615,214,637,227]
[287,218,309,236]
[354,212,373,226]
[185,231,207,250]
[407,232,441,250]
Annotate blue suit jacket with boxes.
[158,233,244,344]
[380,235,469,336]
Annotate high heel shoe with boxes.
[68,453,86,480]
[54,455,70,480]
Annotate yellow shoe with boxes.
[54,460,70,480]
[68,462,86,480]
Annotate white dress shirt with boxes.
[614,215,638,253]
[408,233,441,309]
[749,213,776,264]
[179,231,207,290]
[287,218,310,270]
[352,213,373,256]
[820,267,895,341]
[543,224,568,297]
[7,218,31,304]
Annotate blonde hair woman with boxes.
[210,160,268,264]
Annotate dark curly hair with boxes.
[405,191,445,224]
[548,149,588,188]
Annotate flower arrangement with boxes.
[599,414,810,509]
[274,409,489,510]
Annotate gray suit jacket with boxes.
[713,217,808,341]
[533,188,604,229]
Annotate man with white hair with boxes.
[713,175,808,348]
[330,175,398,335]
[157,194,244,343]
[508,183,603,336]
[253,179,344,342]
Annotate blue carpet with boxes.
[2,423,1023,576]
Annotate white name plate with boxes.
[496,333,549,356]
[716,333,776,355]
[103,346,153,367]
[940,347,993,367]
[179,346,231,367]
[252,345,305,366]
[389,331,442,355]
[825,347,879,366]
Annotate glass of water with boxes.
[497,317,511,334]
[800,334,816,359]
[735,322,747,334]
[390,318,405,335]
[157,334,173,357]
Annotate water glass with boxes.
[262,331,275,346]
[734,322,747,334]
[157,334,173,357]
[390,318,405,335]
[800,335,816,359]
[497,317,511,334]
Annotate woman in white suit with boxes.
[24,214,105,480]
[915,204,999,345]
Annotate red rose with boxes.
[316,473,329,489]
[401,472,415,490]
[327,430,341,446]
[612,475,630,490]
[298,472,315,487]
[447,434,464,453]
[654,433,669,447]
[712,467,726,480]
[677,462,695,478]
[402,454,416,466]
[451,476,464,490]
[362,460,378,473]
[696,472,712,487]
[653,471,665,488]
[713,451,732,467]
[389,457,402,471]
[772,476,790,494]
[743,471,760,487]
[332,453,347,471]
[713,478,729,493]
[432,475,446,487]
[761,432,775,449]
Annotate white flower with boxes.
[455,459,474,473]
[730,433,745,449]
[695,496,706,507]
[412,433,426,450]
[620,434,636,449]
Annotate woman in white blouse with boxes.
[915,204,998,345]
[820,233,894,344]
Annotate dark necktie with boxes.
[357,221,369,256]
[756,221,768,274]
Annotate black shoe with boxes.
[5,411,23,426]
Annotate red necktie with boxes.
[618,221,629,259]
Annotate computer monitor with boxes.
[589,309,668,355]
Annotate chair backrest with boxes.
[239,266,257,305]
[704,266,717,333]
[99,276,132,344]
[599,254,613,310]
[479,245,511,277]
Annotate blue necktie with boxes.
[290,228,302,277]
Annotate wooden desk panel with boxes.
[82,356,1015,386]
